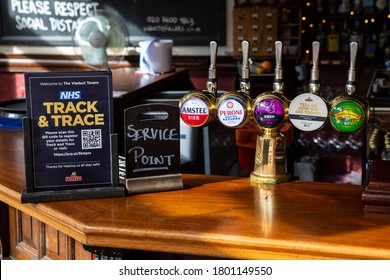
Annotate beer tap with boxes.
[215,40,253,128]
[250,41,290,184]
[289,41,328,132]
[329,42,369,133]
[179,41,218,127]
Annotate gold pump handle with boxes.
[309,41,320,94]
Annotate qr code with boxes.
[81,129,102,149]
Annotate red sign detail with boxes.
[181,113,209,127]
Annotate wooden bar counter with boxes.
[1,129,390,259]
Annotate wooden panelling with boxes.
[75,241,95,260]
[8,207,93,260]
[10,209,40,260]
[44,225,69,260]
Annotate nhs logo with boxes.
[59,90,81,100]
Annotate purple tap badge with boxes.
[254,97,285,128]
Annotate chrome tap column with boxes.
[180,41,218,127]
[289,41,328,132]
[329,42,369,133]
[215,40,253,129]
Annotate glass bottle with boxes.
[364,23,378,62]
[328,0,337,14]
[368,128,380,160]
[353,0,362,13]
[338,0,351,13]
[341,20,351,55]
[375,0,388,13]
[381,132,390,160]
[315,22,326,52]
[362,0,375,13]
[327,22,340,53]
[316,0,327,14]
[350,20,364,50]
[379,22,390,51]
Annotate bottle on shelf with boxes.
[315,22,326,52]
[327,22,340,53]
[375,0,388,13]
[362,0,375,13]
[316,0,327,15]
[338,0,351,13]
[340,20,351,56]
[379,22,390,51]
[364,23,378,62]
[280,8,290,24]
[381,132,390,160]
[352,0,362,14]
[328,0,337,14]
[368,128,381,161]
[350,20,364,50]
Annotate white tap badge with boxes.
[180,97,210,127]
[289,93,328,131]
[217,97,247,128]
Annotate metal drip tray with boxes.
[0,98,26,119]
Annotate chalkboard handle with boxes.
[138,111,169,121]
[207,41,218,95]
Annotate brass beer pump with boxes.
[250,41,290,184]
[179,41,218,127]
[215,40,253,128]
[329,42,369,133]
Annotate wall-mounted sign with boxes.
[0,0,226,46]
[22,71,124,203]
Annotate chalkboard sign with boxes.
[0,0,226,46]
[123,103,183,195]
[125,104,180,178]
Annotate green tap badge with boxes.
[329,42,368,134]
[330,100,365,133]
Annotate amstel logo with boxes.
[65,171,83,182]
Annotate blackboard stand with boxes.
[21,118,125,203]
[122,103,183,195]
[121,174,183,195]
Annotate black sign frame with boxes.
[21,71,124,203]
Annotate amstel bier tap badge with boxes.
[180,96,211,127]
